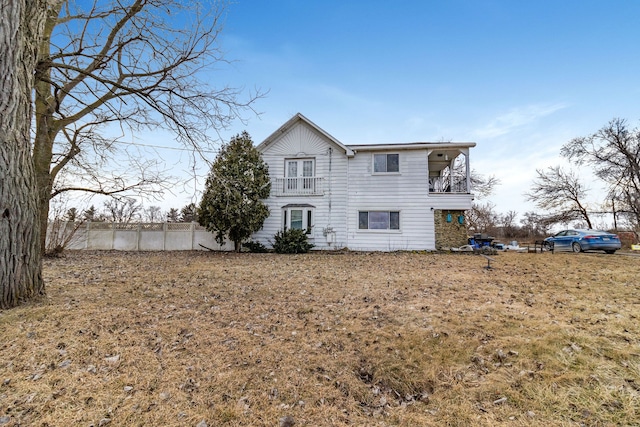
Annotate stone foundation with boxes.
[434,210,469,250]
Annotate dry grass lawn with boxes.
[1,250,639,426]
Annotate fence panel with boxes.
[47,222,235,251]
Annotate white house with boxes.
[252,113,476,251]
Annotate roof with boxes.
[347,142,476,151]
[257,113,355,156]
[257,113,476,155]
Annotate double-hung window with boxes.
[285,158,315,191]
[373,153,399,173]
[283,205,314,234]
[358,211,400,230]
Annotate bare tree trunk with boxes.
[32,3,62,254]
[0,0,46,308]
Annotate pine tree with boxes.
[166,208,180,222]
[179,203,198,223]
[198,132,270,251]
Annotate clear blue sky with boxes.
[169,0,640,221]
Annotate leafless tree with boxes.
[457,165,502,235]
[45,197,85,256]
[143,205,163,223]
[470,172,500,199]
[449,156,500,197]
[32,0,262,253]
[1,0,47,308]
[561,118,640,228]
[499,210,519,238]
[103,198,141,223]
[466,202,500,235]
[520,211,552,239]
[525,166,593,229]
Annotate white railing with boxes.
[272,177,324,196]
[429,177,469,193]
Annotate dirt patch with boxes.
[1,250,639,426]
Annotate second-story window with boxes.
[285,158,315,190]
[373,153,399,173]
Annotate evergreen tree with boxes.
[167,208,180,222]
[179,203,198,222]
[82,205,97,222]
[199,132,270,251]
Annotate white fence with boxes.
[49,222,234,251]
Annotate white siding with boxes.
[428,193,474,211]
[346,149,435,251]
[253,121,350,250]
[254,116,475,252]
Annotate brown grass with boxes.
[1,250,639,426]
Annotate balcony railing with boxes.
[272,177,324,196]
[429,177,469,193]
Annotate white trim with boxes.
[258,113,355,156]
[372,153,400,174]
[282,206,314,234]
[358,210,401,232]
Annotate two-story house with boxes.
[252,113,476,251]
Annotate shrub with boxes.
[272,229,314,254]
[243,240,269,253]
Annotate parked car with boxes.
[544,229,621,254]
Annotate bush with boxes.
[243,240,269,253]
[272,229,314,254]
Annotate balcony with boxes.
[429,177,469,194]
[272,177,324,196]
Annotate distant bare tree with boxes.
[32,0,262,253]
[450,157,500,198]
[467,202,500,235]
[103,198,141,224]
[471,172,500,199]
[525,166,593,228]
[520,211,552,239]
[143,206,163,223]
[45,197,85,256]
[500,210,519,238]
[562,118,640,228]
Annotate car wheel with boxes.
[605,250,616,254]
[572,242,582,253]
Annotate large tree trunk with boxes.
[32,4,61,255]
[0,0,47,308]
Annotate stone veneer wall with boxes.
[434,210,469,250]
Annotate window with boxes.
[283,205,314,234]
[373,153,399,173]
[285,158,315,190]
[358,211,400,230]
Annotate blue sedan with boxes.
[544,229,621,254]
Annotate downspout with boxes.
[328,147,332,224]
[346,150,350,248]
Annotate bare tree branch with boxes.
[31,0,264,254]
[525,166,593,228]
